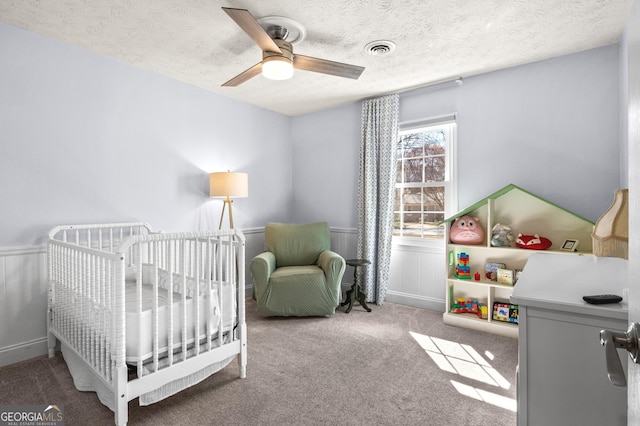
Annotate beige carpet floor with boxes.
[0,298,518,425]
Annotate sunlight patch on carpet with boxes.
[450,380,517,412]
[409,331,516,411]
[409,332,510,389]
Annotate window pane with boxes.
[403,187,422,211]
[404,158,423,183]
[394,121,453,239]
[423,187,445,212]
[398,134,423,158]
[425,155,445,182]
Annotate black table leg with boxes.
[341,285,355,313]
[355,285,371,312]
[342,259,372,313]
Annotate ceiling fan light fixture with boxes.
[262,55,294,80]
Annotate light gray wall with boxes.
[290,103,361,227]
[291,44,622,226]
[452,44,620,220]
[0,22,293,247]
[0,21,623,244]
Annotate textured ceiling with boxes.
[0,1,633,116]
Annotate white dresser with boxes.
[511,253,628,426]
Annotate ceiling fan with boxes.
[221,7,365,87]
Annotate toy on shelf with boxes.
[515,234,552,250]
[498,268,522,286]
[478,304,488,319]
[490,223,515,247]
[492,302,519,324]
[455,252,472,279]
[497,269,514,285]
[485,262,507,281]
[450,215,484,245]
[451,298,488,319]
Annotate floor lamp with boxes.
[209,171,248,229]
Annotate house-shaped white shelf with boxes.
[442,183,595,253]
[441,184,595,338]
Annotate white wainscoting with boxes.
[386,240,446,312]
[330,228,446,311]
[0,228,445,367]
[0,245,48,367]
[329,227,358,294]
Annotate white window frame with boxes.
[393,114,458,248]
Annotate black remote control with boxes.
[582,294,623,304]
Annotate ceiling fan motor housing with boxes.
[263,38,293,62]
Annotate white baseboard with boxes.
[385,291,445,312]
[339,285,444,312]
[0,337,49,367]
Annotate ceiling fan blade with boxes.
[222,62,262,87]
[294,55,364,80]
[222,7,282,54]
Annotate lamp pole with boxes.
[219,197,235,230]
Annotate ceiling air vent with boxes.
[365,40,396,56]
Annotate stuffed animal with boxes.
[450,215,484,245]
[515,233,552,250]
[490,223,515,247]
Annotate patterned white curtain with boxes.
[357,94,399,304]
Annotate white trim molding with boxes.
[0,245,48,367]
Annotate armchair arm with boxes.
[317,250,346,295]
[250,251,276,301]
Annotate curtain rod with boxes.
[398,77,463,96]
[361,77,463,102]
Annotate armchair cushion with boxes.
[265,222,330,267]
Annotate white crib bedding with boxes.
[124,268,235,363]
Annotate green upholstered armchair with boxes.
[250,222,346,317]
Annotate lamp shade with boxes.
[592,188,628,259]
[209,171,248,198]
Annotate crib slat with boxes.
[152,242,159,373]
[217,238,224,348]
[206,239,213,352]
[181,239,188,360]
[107,255,113,383]
[236,233,247,378]
[194,239,201,357]
[167,240,174,367]
[90,254,96,369]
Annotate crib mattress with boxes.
[125,282,234,362]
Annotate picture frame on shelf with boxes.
[560,239,579,252]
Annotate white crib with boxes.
[47,223,246,426]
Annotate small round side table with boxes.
[341,259,372,313]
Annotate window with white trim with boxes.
[394,118,456,239]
